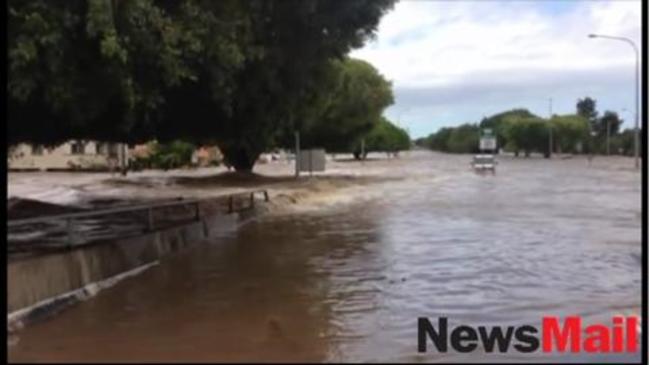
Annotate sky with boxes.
[350,0,642,138]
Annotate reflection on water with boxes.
[8,152,642,362]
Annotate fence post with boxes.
[228,196,233,214]
[147,208,154,231]
[66,218,74,247]
[195,202,201,221]
[250,192,255,208]
[263,190,269,202]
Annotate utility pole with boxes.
[294,131,300,178]
[548,97,553,158]
[589,34,640,169]
[606,118,611,156]
[120,143,127,176]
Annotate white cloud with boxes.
[350,0,642,137]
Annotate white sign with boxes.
[298,149,326,173]
[479,136,497,151]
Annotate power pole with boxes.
[120,143,128,176]
[606,119,611,155]
[294,131,300,178]
[548,97,553,158]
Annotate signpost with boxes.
[479,128,497,152]
[298,149,326,176]
[473,129,497,173]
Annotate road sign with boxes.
[298,149,326,173]
[480,136,497,151]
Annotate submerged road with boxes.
[8,151,642,362]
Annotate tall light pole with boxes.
[548,97,553,158]
[588,34,640,169]
[618,107,631,156]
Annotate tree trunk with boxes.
[221,146,258,172]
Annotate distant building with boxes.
[8,140,128,171]
[9,140,226,171]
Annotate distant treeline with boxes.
[415,97,641,157]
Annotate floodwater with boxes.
[8,151,643,362]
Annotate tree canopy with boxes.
[297,58,394,153]
[479,108,537,151]
[354,117,410,158]
[8,0,396,171]
[502,115,551,157]
[420,97,626,157]
[576,96,598,132]
[549,115,589,154]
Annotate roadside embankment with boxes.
[7,159,403,335]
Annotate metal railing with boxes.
[7,190,269,253]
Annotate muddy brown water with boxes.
[7,151,642,362]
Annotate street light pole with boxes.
[606,117,611,155]
[588,34,640,169]
[548,97,553,158]
[295,131,300,178]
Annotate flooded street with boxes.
[8,151,642,362]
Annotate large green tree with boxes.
[354,117,409,158]
[446,124,480,154]
[576,96,598,132]
[549,114,589,154]
[479,108,537,153]
[502,116,550,157]
[8,0,248,145]
[421,124,480,154]
[596,110,623,137]
[8,0,396,171]
[424,127,453,152]
[298,58,394,153]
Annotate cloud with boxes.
[350,0,642,137]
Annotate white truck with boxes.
[472,129,497,173]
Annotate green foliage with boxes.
[9,0,249,145]
[479,109,537,151]
[609,128,642,156]
[422,124,479,154]
[420,100,625,157]
[357,117,410,157]
[425,127,453,151]
[413,137,428,147]
[162,0,396,170]
[8,0,396,171]
[595,110,623,137]
[549,115,590,154]
[576,96,598,131]
[502,116,550,157]
[136,140,196,171]
[298,58,394,153]
[447,124,480,154]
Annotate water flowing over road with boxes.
[8,151,642,362]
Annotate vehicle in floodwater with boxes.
[472,128,497,173]
[471,154,497,172]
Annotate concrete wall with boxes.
[7,211,241,328]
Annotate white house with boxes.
[8,140,129,171]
